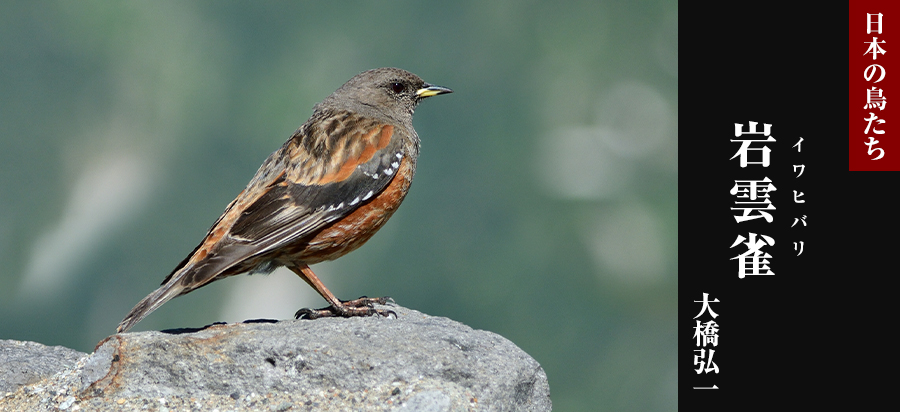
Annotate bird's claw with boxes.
[294,296,396,320]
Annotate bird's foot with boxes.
[294,296,396,320]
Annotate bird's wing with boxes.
[168,110,407,288]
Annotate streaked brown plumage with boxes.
[117,68,451,333]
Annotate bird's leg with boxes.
[288,264,395,320]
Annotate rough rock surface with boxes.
[0,305,551,411]
[0,340,86,394]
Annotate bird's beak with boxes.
[416,84,453,98]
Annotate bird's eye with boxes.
[390,82,405,94]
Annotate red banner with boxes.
[850,2,900,170]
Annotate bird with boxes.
[116,68,451,333]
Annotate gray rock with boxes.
[0,340,87,394]
[1,305,551,411]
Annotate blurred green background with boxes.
[0,1,677,410]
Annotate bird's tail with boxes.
[116,276,187,333]
[117,239,258,333]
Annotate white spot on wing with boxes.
[362,190,374,201]
[349,196,360,206]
